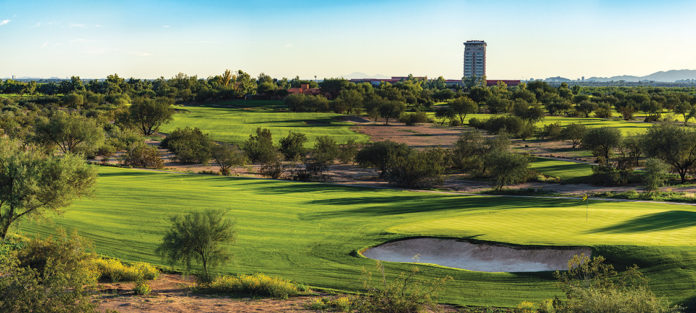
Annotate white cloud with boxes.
[129,51,152,57]
[0,19,10,26]
[69,23,86,28]
[32,22,41,28]
[40,41,49,49]
[162,25,171,28]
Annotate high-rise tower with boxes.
[463,40,486,79]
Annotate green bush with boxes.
[211,143,247,176]
[243,127,278,163]
[93,257,159,282]
[540,122,563,140]
[279,131,307,161]
[384,147,450,188]
[122,142,164,169]
[356,141,410,178]
[307,296,353,312]
[399,112,430,126]
[207,273,300,299]
[337,139,360,164]
[0,231,98,313]
[549,254,681,313]
[133,278,152,295]
[485,152,530,190]
[352,262,451,313]
[161,127,213,164]
[469,115,526,137]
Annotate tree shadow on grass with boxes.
[301,196,584,219]
[97,171,160,177]
[587,210,696,234]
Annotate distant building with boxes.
[463,40,486,79]
[287,83,321,96]
[348,77,519,87]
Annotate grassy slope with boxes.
[19,166,696,307]
[160,102,369,146]
[529,158,594,182]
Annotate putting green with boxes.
[18,166,696,308]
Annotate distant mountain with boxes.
[340,72,390,79]
[585,69,696,83]
[544,76,572,82]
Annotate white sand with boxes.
[362,238,591,272]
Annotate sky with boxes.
[1,0,695,80]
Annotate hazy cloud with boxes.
[162,25,171,28]
[129,51,152,57]
[0,19,10,26]
[69,23,86,28]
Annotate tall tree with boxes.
[157,209,236,282]
[34,111,104,154]
[0,140,97,239]
[448,96,478,124]
[642,123,696,183]
[128,97,174,135]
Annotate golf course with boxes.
[19,166,696,307]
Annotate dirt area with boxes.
[96,274,460,313]
[97,274,317,313]
[352,119,466,148]
[362,238,591,272]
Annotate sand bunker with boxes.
[362,238,591,272]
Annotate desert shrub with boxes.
[211,143,247,176]
[307,296,353,312]
[133,277,152,295]
[540,122,563,140]
[161,127,213,164]
[469,115,525,137]
[122,143,164,168]
[93,258,159,282]
[157,209,236,283]
[0,231,98,313]
[260,159,284,179]
[313,136,339,163]
[561,123,587,149]
[285,94,330,112]
[583,127,622,165]
[356,141,411,178]
[485,152,530,190]
[352,262,451,313]
[594,102,613,118]
[338,139,360,164]
[643,158,669,193]
[399,112,430,126]
[384,147,450,188]
[549,254,681,313]
[279,131,307,161]
[243,127,278,163]
[589,165,633,186]
[207,273,299,299]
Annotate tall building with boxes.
[463,40,486,79]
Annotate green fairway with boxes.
[529,157,594,182]
[160,103,369,146]
[19,166,696,308]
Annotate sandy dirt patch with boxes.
[362,238,591,272]
[97,274,317,313]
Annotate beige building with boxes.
[463,40,486,79]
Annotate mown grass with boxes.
[18,166,696,308]
[161,102,369,146]
[529,157,594,182]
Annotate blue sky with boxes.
[1,0,695,79]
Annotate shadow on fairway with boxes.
[98,170,160,177]
[302,196,583,219]
[588,210,696,234]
